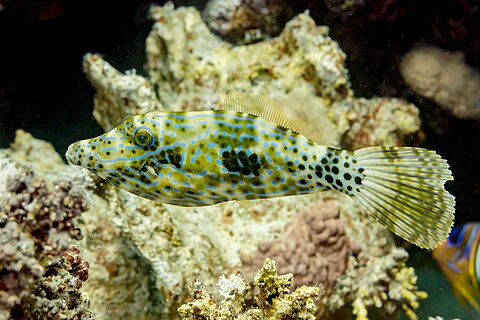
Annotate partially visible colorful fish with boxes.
[66,92,455,249]
[433,223,480,311]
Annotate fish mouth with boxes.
[65,142,78,165]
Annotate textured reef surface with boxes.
[0,3,435,320]
[401,45,480,121]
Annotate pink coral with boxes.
[243,198,359,289]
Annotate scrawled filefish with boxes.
[433,223,480,311]
[66,92,455,249]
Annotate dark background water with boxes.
[0,1,478,319]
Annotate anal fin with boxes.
[237,200,251,208]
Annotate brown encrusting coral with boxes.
[0,158,93,319]
[242,198,359,289]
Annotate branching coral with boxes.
[178,258,324,319]
[329,248,427,320]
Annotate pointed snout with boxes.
[65,141,82,166]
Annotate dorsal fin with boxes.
[224,91,324,144]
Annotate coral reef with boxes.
[401,45,480,121]
[342,97,420,150]
[1,3,432,320]
[88,3,419,150]
[202,0,296,44]
[177,258,324,319]
[83,54,163,131]
[242,198,359,289]
[323,0,365,14]
[18,245,93,320]
[0,150,93,319]
[79,3,427,319]
[329,248,427,320]
[1,131,165,319]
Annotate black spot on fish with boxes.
[325,175,333,184]
[223,150,261,176]
[298,164,305,170]
[344,173,351,180]
[354,176,362,185]
[299,179,307,185]
[252,179,263,186]
[332,166,339,174]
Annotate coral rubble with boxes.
[401,45,480,121]
[177,258,324,319]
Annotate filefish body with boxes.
[66,92,455,250]
[66,110,358,206]
[433,223,480,310]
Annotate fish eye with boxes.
[133,128,153,146]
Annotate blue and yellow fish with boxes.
[433,223,480,311]
[66,92,455,249]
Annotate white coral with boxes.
[216,273,249,302]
